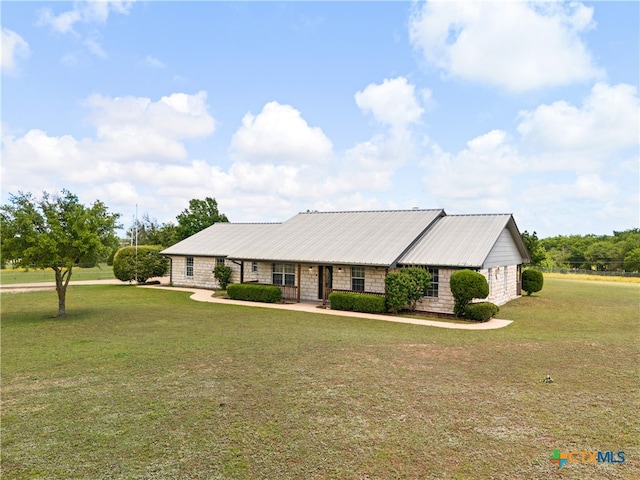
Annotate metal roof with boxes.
[160,223,280,257]
[231,209,444,265]
[161,209,444,266]
[397,214,528,268]
[161,210,530,268]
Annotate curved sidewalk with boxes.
[141,285,513,330]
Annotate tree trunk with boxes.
[54,266,73,316]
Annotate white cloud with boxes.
[37,1,134,59]
[83,91,216,161]
[518,82,639,160]
[355,77,424,129]
[230,101,333,163]
[142,55,166,68]
[37,1,134,34]
[423,130,522,212]
[1,91,217,199]
[1,28,30,72]
[409,0,602,91]
[83,35,108,59]
[522,174,618,205]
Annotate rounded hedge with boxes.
[450,269,489,317]
[522,269,544,296]
[113,245,168,283]
[465,302,499,322]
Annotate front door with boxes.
[318,265,333,300]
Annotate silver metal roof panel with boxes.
[398,214,520,267]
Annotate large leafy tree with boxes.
[1,190,121,316]
[521,230,546,266]
[175,197,228,241]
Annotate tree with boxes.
[450,269,489,317]
[584,240,619,271]
[521,231,546,266]
[175,197,228,241]
[623,248,640,272]
[1,191,121,316]
[126,213,178,248]
[113,245,169,283]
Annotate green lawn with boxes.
[0,263,115,285]
[1,278,638,479]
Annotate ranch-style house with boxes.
[161,209,531,314]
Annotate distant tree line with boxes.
[522,229,640,273]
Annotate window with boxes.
[216,257,225,266]
[272,263,295,286]
[251,261,258,273]
[186,257,194,277]
[351,266,365,291]
[425,267,439,297]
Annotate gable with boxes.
[398,214,529,268]
[482,228,526,268]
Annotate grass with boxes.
[543,272,640,283]
[1,278,639,479]
[0,263,115,285]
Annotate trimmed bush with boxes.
[328,292,355,311]
[329,292,386,314]
[522,269,544,296]
[450,269,489,317]
[465,302,499,322]
[352,294,386,314]
[113,245,168,283]
[227,284,282,303]
[213,264,232,290]
[384,268,431,313]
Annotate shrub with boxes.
[522,269,544,295]
[450,269,489,317]
[106,248,118,266]
[352,294,386,314]
[227,284,282,303]
[113,245,168,283]
[465,302,499,321]
[384,268,431,313]
[330,292,386,314]
[328,292,355,311]
[213,264,233,290]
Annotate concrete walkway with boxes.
[140,285,513,330]
[1,280,513,330]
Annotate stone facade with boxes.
[414,268,456,314]
[481,265,520,306]
[168,256,522,314]
[170,256,241,289]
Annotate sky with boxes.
[1,0,638,238]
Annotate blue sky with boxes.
[2,1,638,238]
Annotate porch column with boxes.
[297,263,301,302]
